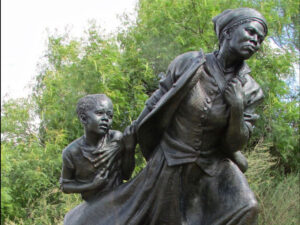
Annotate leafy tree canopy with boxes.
[1,0,299,223]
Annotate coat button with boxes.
[194,140,202,147]
[206,97,211,103]
[209,90,215,95]
[203,107,208,111]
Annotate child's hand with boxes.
[92,170,108,188]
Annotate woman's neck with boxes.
[217,44,242,70]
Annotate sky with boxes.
[1,0,138,101]
[2,1,298,102]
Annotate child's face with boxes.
[84,99,113,136]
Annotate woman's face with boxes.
[227,21,265,60]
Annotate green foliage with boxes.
[3,190,81,225]
[257,174,299,225]
[247,45,299,171]
[1,98,37,143]
[1,21,149,223]
[245,139,278,188]
[34,23,148,144]
[1,99,54,221]
[1,145,14,223]
[118,0,299,171]
[1,0,299,224]
[119,0,299,75]
[245,142,299,224]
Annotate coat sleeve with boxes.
[136,51,201,125]
[122,54,181,153]
[129,64,176,131]
[243,74,264,135]
[123,51,203,158]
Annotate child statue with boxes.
[60,94,135,201]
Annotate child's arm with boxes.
[60,146,107,194]
[60,167,107,194]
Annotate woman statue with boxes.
[64,8,267,225]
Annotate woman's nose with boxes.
[250,35,258,46]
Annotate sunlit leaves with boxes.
[1,0,299,223]
[118,0,299,171]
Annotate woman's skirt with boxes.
[64,147,258,225]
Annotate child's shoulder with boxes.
[62,137,83,156]
[108,130,123,142]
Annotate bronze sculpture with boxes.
[60,94,134,201]
[64,8,267,225]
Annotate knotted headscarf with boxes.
[212,8,268,40]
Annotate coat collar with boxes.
[206,51,250,87]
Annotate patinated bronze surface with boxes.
[60,94,134,201]
[63,8,267,225]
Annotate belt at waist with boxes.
[160,132,224,176]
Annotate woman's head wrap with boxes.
[212,8,268,40]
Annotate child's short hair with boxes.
[76,94,112,118]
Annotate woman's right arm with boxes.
[123,66,177,151]
[122,51,202,152]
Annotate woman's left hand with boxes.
[224,78,244,109]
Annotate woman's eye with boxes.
[246,28,254,35]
